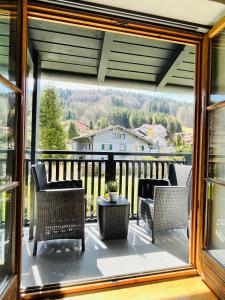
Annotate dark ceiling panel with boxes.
[168,76,194,86]
[177,62,195,72]
[0,36,9,46]
[172,69,195,80]
[0,23,9,35]
[32,41,100,59]
[28,17,195,91]
[40,52,99,67]
[30,28,102,50]
[106,69,157,82]
[0,46,9,56]
[29,19,103,39]
[108,61,162,74]
[114,34,175,50]
[41,61,97,75]
[109,52,166,66]
[112,41,173,58]
[183,52,195,63]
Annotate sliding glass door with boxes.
[202,21,225,299]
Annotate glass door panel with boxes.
[206,182,225,266]
[0,188,16,288]
[204,17,225,279]
[210,28,225,104]
[0,83,17,186]
[0,1,22,298]
[208,107,225,180]
[0,2,19,85]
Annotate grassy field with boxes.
[182,126,193,134]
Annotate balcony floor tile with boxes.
[21,221,189,289]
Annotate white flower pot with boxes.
[108,192,118,203]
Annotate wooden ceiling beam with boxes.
[97,32,114,83]
[156,45,192,91]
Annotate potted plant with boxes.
[107,180,119,203]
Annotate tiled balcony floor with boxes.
[21,221,189,289]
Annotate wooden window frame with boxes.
[197,16,225,299]
[0,0,27,299]
[13,1,210,298]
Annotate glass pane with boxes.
[206,183,225,266]
[24,50,34,225]
[0,2,19,85]
[208,107,225,180]
[0,189,16,287]
[210,28,225,104]
[0,83,17,186]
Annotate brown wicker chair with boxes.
[32,163,85,255]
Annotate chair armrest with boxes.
[38,188,85,202]
[139,197,154,205]
[39,187,84,193]
[47,179,82,189]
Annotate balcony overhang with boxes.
[28,18,196,95]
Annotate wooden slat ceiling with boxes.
[0,17,195,92]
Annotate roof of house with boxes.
[73,125,154,145]
[76,121,89,132]
[134,124,167,140]
[139,124,167,132]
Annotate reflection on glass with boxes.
[207,183,225,266]
[0,83,17,186]
[0,2,18,84]
[208,107,225,180]
[24,50,34,225]
[210,28,225,104]
[0,189,16,287]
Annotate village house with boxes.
[76,121,89,135]
[133,124,172,153]
[72,125,155,159]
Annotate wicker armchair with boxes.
[31,163,85,255]
[138,164,192,243]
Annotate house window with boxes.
[102,144,112,150]
[120,144,126,151]
[121,134,125,139]
[117,133,121,139]
[112,132,116,139]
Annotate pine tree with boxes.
[68,122,79,139]
[89,120,94,130]
[39,88,67,156]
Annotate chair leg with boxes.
[187,227,189,239]
[81,238,85,251]
[151,230,155,244]
[137,197,139,225]
[33,239,38,256]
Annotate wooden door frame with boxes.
[197,15,225,299]
[0,0,27,299]
[18,1,208,298]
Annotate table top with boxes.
[97,196,129,206]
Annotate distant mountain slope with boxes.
[42,86,194,129]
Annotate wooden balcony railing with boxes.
[22,150,192,223]
[0,149,192,224]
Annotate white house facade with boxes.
[72,126,155,159]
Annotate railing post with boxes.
[185,154,192,165]
[105,153,116,183]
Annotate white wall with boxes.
[92,128,151,153]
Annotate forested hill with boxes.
[55,87,194,130]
